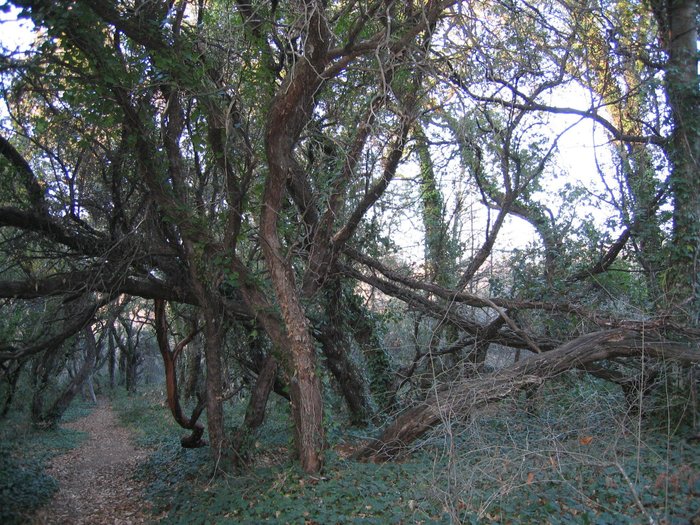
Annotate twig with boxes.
[613,460,656,525]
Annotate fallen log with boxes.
[354,328,699,462]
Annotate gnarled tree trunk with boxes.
[260,0,331,474]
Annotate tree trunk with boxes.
[652,0,700,318]
[185,347,202,400]
[414,124,454,288]
[347,295,394,412]
[261,210,324,473]
[30,341,62,427]
[44,327,99,424]
[108,328,116,390]
[317,279,372,426]
[317,324,372,426]
[201,306,228,460]
[232,355,278,467]
[258,0,331,474]
[154,299,206,448]
[31,327,99,428]
[125,348,138,393]
[114,322,140,394]
[354,329,699,462]
[82,374,97,404]
[0,361,24,418]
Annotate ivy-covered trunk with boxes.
[652,0,700,319]
[317,323,372,426]
[232,355,278,467]
[316,279,373,426]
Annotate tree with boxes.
[649,0,700,321]
[1,0,698,476]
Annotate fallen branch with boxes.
[354,328,699,462]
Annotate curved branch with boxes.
[154,298,206,448]
[0,207,109,256]
[0,296,110,361]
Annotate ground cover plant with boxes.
[113,388,447,523]
[0,399,92,524]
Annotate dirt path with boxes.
[30,400,158,525]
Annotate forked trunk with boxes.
[154,299,206,448]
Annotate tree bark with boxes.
[347,295,394,412]
[0,361,24,417]
[125,346,138,393]
[201,304,228,459]
[317,324,372,426]
[184,347,202,401]
[316,279,373,426]
[30,341,62,427]
[108,328,116,390]
[260,0,331,474]
[652,0,700,319]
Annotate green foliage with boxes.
[150,451,447,524]
[0,447,57,525]
[4,381,694,524]
[107,381,698,524]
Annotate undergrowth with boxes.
[112,388,447,523]
[0,399,93,524]
[426,374,700,524]
[110,377,699,524]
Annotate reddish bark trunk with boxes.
[154,299,206,448]
[260,1,331,474]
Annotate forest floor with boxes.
[29,399,159,525]
[8,384,696,524]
